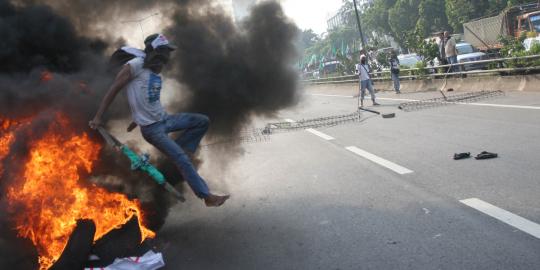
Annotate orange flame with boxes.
[0,119,22,175]
[0,132,13,175]
[40,70,53,83]
[3,115,154,269]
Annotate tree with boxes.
[388,0,421,49]
[416,0,450,37]
[338,0,357,28]
[363,0,396,36]
[298,29,319,52]
[506,0,537,7]
[445,0,490,33]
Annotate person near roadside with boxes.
[444,31,458,73]
[388,50,401,94]
[438,32,447,66]
[354,55,379,107]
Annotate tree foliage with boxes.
[416,0,450,37]
[299,0,536,72]
[445,0,489,33]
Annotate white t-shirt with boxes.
[125,58,167,126]
[445,37,457,57]
[356,63,371,81]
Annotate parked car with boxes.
[312,70,320,79]
[523,37,540,51]
[321,61,347,76]
[397,53,422,68]
[456,42,488,71]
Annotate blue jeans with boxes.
[391,72,400,93]
[140,113,210,199]
[359,79,375,101]
[447,55,458,73]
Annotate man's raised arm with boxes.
[89,64,132,129]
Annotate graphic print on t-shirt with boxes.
[147,73,162,103]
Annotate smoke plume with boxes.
[165,1,300,137]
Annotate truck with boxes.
[463,2,540,51]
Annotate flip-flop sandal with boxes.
[475,151,498,160]
[453,152,471,160]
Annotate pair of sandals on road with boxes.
[453,151,498,160]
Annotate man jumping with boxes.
[89,33,229,207]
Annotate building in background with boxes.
[326,12,347,31]
[356,0,374,13]
[326,0,374,31]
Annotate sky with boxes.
[280,0,343,34]
[119,0,345,46]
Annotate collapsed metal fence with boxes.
[200,88,506,148]
[398,90,505,111]
[263,111,362,134]
[201,111,364,147]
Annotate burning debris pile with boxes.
[0,0,300,269]
[1,115,154,269]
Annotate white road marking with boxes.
[311,93,417,101]
[283,118,335,140]
[460,198,540,239]
[309,93,540,110]
[310,94,349,97]
[455,102,540,110]
[345,146,413,175]
[306,129,335,140]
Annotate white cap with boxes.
[145,33,177,50]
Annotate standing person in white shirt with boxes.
[354,55,380,107]
[444,31,458,73]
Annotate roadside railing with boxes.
[303,54,540,84]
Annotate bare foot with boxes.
[204,194,230,207]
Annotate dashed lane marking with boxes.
[305,129,335,141]
[282,118,334,140]
[460,198,540,239]
[345,146,413,175]
[283,119,414,174]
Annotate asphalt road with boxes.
[157,86,540,269]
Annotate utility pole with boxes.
[352,0,366,52]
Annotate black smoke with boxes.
[1,1,88,73]
[166,1,300,137]
[11,0,178,35]
[11,0,301,138]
